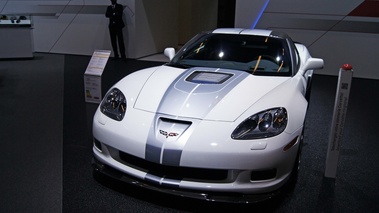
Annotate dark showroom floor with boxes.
[1,53,379,212]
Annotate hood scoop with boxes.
[156,67,249,120]
[186,71,233,84]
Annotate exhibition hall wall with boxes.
[0,0,217,59]
[0,0,179,58]
[236,0,379,79]
[1,0,378,79]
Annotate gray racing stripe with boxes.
[145,67,249,167]
[162,149,182,167]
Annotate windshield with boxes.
[169,33,293,76]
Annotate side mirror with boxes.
[301,58,324,76]
[164,48,175,61]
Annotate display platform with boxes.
[0,14,34,59]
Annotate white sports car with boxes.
[92,28,324,203]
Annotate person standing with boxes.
[106,0,126,59]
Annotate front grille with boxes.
[93,138,102,151]
[250,169,277,181]
[118,151,228,182]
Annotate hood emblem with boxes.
[159,130,179,138]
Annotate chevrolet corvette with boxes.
[92,28,324,203]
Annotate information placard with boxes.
[84,50,111,103]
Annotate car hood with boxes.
[134,66,289,122]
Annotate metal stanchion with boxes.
[325,64,353,178]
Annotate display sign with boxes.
[84,50,111,103]
[325,64,353,178]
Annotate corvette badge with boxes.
[159,130,179,138]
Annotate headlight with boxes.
[100,88,126,121]
[232,107,287,140]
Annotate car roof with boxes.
[212,28,291,40]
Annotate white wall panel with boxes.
[1,0,112,55]
[0,0,216,59]
[134,0,178,58]
[32,14,75,52]
[178,0,218,45]
[49,14,109,55]
[235,0,269,29]
[265,0,362,15]
[0,0,178,58]
[236,0,379,80]
[309,31,379,80]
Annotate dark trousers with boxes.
[109,26,126,58]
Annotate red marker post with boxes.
[325,64,353,178]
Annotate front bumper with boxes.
[92,108,302,202]
[92,157,284,204]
